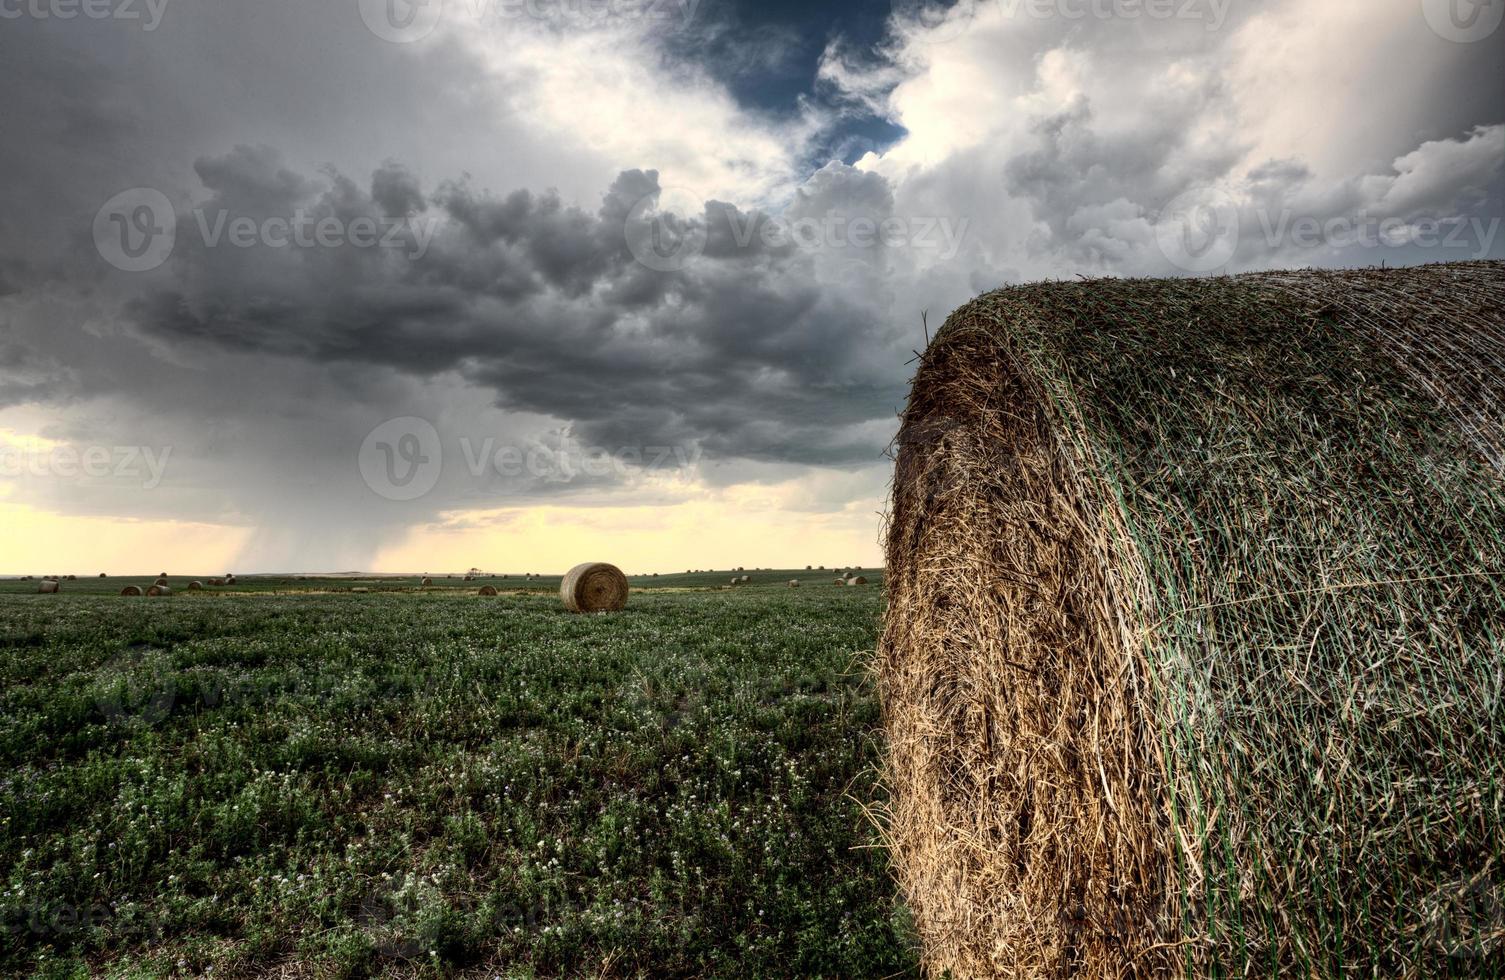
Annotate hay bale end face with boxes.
[420,577,433,586]
[154,577,168,587]
[187,581,203,591]
[560,562,629,613]
[477,585,498,596]
[146,585,172,597]
[880,262,1505,978]
[788,579,799,587]
[37,580,60,594]
[119,585,143,596]
[845,575,867,585]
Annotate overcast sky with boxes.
[1,0,1501,573]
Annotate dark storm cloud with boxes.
[120,148,909,467]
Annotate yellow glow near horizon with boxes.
[0,500,884,576]
[373,499,884,575]
[0,502,253,576]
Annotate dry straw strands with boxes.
[560,562,629,613]
[879,261,1505,978]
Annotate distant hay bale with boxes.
[119,585,143,596]
[477,585,498,596]
[845,575,867,586]
[788,579,800,587]
[208,578,224,587]
[730,577,740,585]
[98,572,106,578]
[65,574,76,581]
[146,585,172,597]
[187,581,203,591]
[833,577,844,585]
[351,587,370,594]
[740,574,751,583]
[421,577,433,586]
[37,580,60,594]
[560,562,629,613]
[224,576,236,585]
[153,577,169,587]
[880,262,1505,978]
[158,571,167,578]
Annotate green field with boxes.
[0,572,912,977]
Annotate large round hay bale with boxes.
[146,585,172,597]
[880,262,1505,978]
[119,585,143,596]
[98,572,106,578]
[420,577,433,586]
[153,577,168,587]
[844,575,867,585]
[224,576,236,585]
[477,585,498,596]
[739,574,751,583]
[187,581,203,591]
[37,580,60,594]
[788,579,799,587]
[207,578,224,587]
[65,574,76,581]
[560,562,629,613]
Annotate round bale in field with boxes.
[421,577,433,586]
[98,572,107,578]
[730,577,740,585]
[154,577,168,587]
[146,585,172,597]
[560,562,629,613]
[119,585,143,596]
[66,574,76,581]
[187,581,203,590]
[478,585,498,596]
[225,576,236,585]
[38,580,60,593]
[846,575,868,586]
[789,579,800,587]
[881,261,1505,978]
